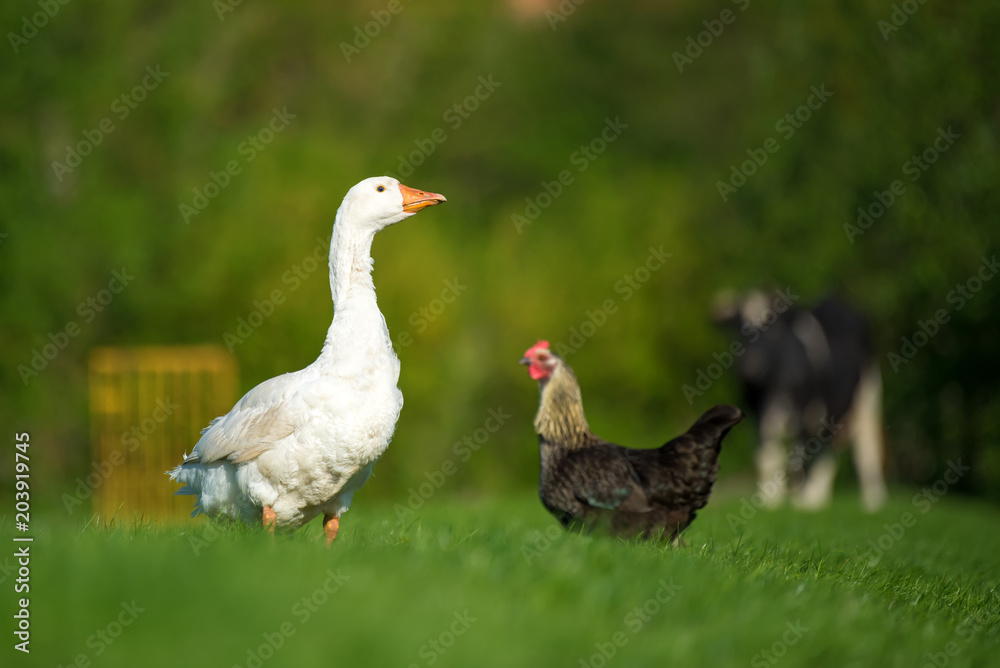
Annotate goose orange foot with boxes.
[263,506,277,534]
[323,514,340,546]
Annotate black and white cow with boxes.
[713,290,887,511]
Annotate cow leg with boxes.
[756,402,791,508]
[851,364,888,512]
[793,450,837,510]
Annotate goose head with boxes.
[339,176,447,231]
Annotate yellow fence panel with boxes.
[88,346,237,523]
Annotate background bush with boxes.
[2,0,997,505]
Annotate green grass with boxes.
[8,487,1000,667]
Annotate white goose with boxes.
[169,176,446,544]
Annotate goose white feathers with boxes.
[168,176,446,541]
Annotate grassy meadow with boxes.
[8,486,999,667]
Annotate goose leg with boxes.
[323,514,340,546]
[262,506,277,534]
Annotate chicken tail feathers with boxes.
[623,404,743,517]
[685,404,744,453]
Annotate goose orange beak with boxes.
[399,183,447,213]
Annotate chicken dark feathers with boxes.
[521,341,743,542]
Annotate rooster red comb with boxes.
[524,340,550,358]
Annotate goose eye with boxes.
[376,185,385,192]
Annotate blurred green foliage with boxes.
[1,0,997,504]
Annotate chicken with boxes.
[519,340,743,542]
[168,176,446,544]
